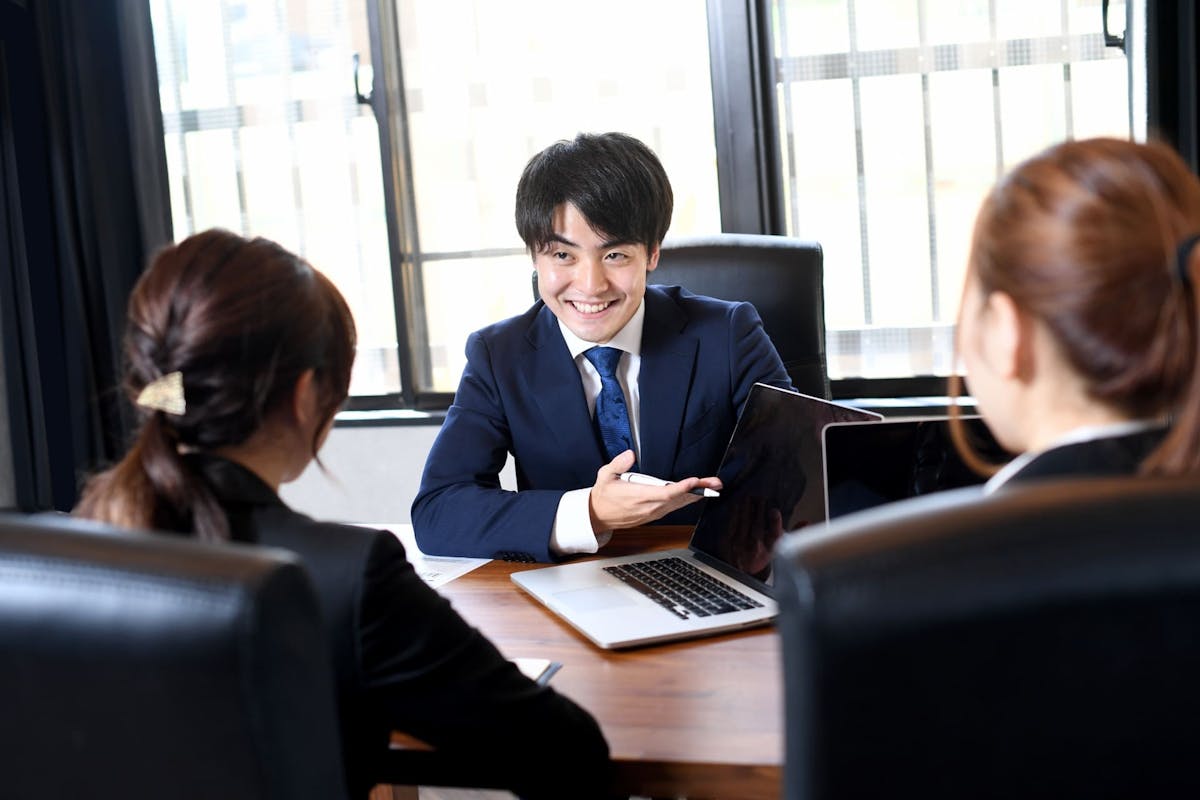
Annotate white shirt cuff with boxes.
[549,488,613,555]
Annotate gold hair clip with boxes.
[136,371,186,416]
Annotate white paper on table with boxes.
[512,657,562,685]
[354,523,489,589]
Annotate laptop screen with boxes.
[823,415,1010,519]
[689,384,881,582]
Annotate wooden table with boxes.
[410,526,783,800]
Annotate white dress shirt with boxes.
[548,301,646,555]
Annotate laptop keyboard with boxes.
[603,557,764,620]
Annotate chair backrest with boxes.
[530,233,828,397]
[0,512,348,800]
[773,477,1200,800]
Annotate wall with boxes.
[279,398,927,526]
[280,422,516,526]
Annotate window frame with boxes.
[357,0,787,410]
[706,0,786,235]
[356,0,1141,411]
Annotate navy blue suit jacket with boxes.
[412,285,792,561]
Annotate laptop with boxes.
[822,414,1010,519]
[511,383,882,649]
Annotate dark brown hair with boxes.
[75,229,356,540]
[951,137,1200,476]
[515,132,673,254]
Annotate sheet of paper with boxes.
[355,523,489,588]
[512,657,562,685]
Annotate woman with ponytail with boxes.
[952,137,1200,488]
[76,230,611,799]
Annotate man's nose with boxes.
[578,257,608,295]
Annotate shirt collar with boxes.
[984,418,1165,494]
[557,299,646,359]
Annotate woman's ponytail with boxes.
[1143,235,1200,476]
[76,411,231,541]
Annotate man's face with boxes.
[534,203,658,344]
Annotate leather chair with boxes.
[773,477,1200,800]
[531,233,829,398]
[0,512,348,800]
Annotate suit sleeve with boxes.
[411,331,563,561]
[729,300,793,412]
[357,532,613,799]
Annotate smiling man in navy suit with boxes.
[412,132,792,561]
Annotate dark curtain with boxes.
[0,0,172,511]
[1147,1,1200,172]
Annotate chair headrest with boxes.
[0,512,349,799]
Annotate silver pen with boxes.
[617,471,720,498]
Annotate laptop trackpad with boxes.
[553,586,637,612]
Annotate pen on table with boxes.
[617,471,720,498]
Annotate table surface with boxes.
[427,526,783,800]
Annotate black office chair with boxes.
[773,477,1200,800]
[0,512,348,800]
[531,233,828,397]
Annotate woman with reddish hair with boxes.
[954,137,1200,487]
[75,229,611,799]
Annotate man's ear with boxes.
[646,245,660,273]
[982,291,1033,382]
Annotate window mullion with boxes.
[846,0,872,326]
[917,0,940,322]
[365,0,428,404]
[989,0,1005,178]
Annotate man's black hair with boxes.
[515,132,673,253]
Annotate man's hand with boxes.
[587,450,722,534]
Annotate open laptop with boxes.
[511,383,882,649]
[822,415,1010,519]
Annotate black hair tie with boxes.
[1176,233,1200,287]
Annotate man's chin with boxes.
[559,316,616,344]
[569,327,614,345]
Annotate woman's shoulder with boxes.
[1006,425,1167,485]
[250,506,401,575]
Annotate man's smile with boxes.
[568,300,617,315]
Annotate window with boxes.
[768,0,1135,380]
[150,0,719,404]
[381,1,720,396]
[150,0,401,396]
[149,1,1141,406]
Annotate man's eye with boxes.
[605,251,629,262]
[553,251,570,260]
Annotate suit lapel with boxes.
[520,307,605,474]
[638,289,697,478]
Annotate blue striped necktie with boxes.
[583,346,637,468]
